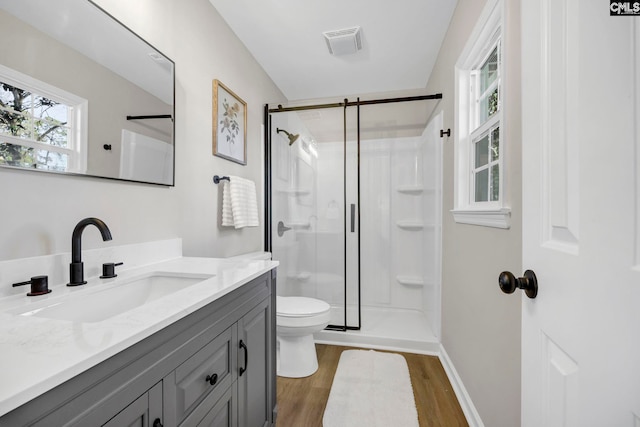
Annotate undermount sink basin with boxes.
[7,272,214,323]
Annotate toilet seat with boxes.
[277,296,330,317]
[276,296,331,330]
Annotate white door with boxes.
[521,1,640,426]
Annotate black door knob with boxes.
[499,270,538,299]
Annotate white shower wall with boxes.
[316,132,441,336]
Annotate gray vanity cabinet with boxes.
[173,298,272,427]
[0,270,276,427]
[102,381,163,427]
[238,298,271,427]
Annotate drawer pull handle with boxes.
[205,373,218,385]
[239,340,248,376]
[153,418,163,427]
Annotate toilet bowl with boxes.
[276,296,331,378]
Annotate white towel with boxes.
[221,176,259,229]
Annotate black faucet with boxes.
[68,218,112,286]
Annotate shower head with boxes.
[276,128,300,145]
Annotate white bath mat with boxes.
[322,349,419,427]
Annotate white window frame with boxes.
[0,64,88,173]
[452,0,510,228]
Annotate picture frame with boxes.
[213,79,247,165]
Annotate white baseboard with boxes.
[438,344,484,427]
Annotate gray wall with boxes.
[424,0,522,425]
[0,0,286,261]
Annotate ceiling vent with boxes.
[323,26,362,56]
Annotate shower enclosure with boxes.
[265,95,443,353]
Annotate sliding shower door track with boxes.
[325,325,361,332]
[267,93,442,113]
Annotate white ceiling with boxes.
[0,0,173,104]
[208,0,458,101]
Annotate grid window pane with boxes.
[34,101,67,122]
[479,88,499,124]
[475,42,500,127]
[475,135,489,168]
[490,164,499,201]
[34,120,68,147]
[480,47,498,93]
[0,84,16,105]
[0,80,71,149]
[0,70,83,174]
[35,149,68,171]
[1,85,33,112]
[0,110,29,138]
[475,168,489,202]
[0,141,35,167]
[0,142,68,171]
[491,126,500,161]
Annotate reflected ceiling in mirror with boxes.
[0,0,175,186]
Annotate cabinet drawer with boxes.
[169,325,236,424]
[181,382,237,427]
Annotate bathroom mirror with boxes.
[0,0,175,186]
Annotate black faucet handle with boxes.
[13,275,52,296]
[100,262,123,279]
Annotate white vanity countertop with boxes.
[0,256,278,417]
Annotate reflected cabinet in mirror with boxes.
[0,0,175,186]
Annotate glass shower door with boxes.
[268,104,360,330]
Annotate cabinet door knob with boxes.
[498,270,538,299]
[205,373,218,385]
[153,418,163,427]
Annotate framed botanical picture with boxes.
[213,79,247,165]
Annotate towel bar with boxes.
[213,175,230,184]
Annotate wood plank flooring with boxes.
[276,344,468,427]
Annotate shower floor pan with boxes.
[314,306,440,355]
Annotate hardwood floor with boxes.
[276,344,468,427]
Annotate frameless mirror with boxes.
[0,0,175,186]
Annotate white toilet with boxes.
[276,296,331,378]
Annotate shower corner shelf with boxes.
[396,220,437,230]
[396,276,436,287]
[287,271,312,281]
[396,220,424,230]
[396,276,425,287]
[396,185,424,195]
[276,188,311,196]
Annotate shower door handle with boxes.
[277,221,291,237]
[350,204,356,233]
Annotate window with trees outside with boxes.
[471,42,500,203]
[453,0,510,229]
[0,66,87,173]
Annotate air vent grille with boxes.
[323,26,362,56]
